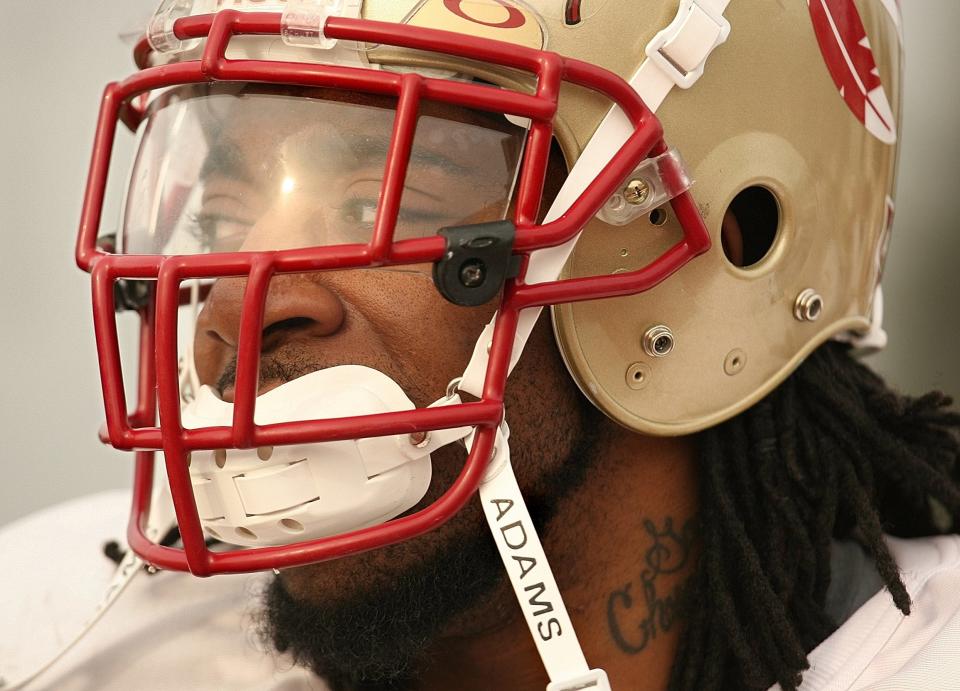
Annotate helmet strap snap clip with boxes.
[433,220,521,307]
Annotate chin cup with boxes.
[180,365,471,547]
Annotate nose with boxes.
[193,273,346,392]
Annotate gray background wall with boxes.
[1,3,958,526]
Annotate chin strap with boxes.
[471,424,611,691]
[0,487,177,691]
[463,3,732,689]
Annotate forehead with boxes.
[169,84,523,188]
[179,83,517,142]
[164,86,524,207]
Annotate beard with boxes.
[258,527,501,691]
[255,403,606,691]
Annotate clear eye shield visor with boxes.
[113,82,528,555]
[122,83,526,257]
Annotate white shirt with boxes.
[3,492,959,690]
[0,490,326,691]
[779,534,960,690]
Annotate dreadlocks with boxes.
[670,342,960,691]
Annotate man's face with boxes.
[161,85,597,683]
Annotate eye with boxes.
[335,190,467,242]
[340,196,378,228]
[189,212,252,252]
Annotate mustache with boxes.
[213,349,431,409]
[215,355,326,396]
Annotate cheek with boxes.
[503,315,589,493]
[341,269,496,396]
[347,270,586,489]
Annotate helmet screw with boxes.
[794,289,824,322]
[409,431,430,448]
[459,260,486,288]
[642,325,675,358]
[624,179,650,206]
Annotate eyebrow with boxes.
[199,128,485,186]
[410,145,474,177]
[330,131,476,179]
[199,140,258,185]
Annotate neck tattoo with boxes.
[606,516,698,654]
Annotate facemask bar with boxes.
[77,10,710,576]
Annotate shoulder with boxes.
[790,534,960,691]
[0,491,327,691]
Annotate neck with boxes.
[417,426,700,691]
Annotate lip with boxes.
[219,377,288,403]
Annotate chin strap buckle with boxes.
[547,669,612,691]
[645,0,731,89]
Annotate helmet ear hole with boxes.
[722,186,780,268]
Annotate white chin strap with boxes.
[470,425,611,691]
[466,3,732,688]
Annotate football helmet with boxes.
[74,0,902,686]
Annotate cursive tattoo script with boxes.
[606,516,697,654]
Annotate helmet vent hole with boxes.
[280,519,305,534]
[236,527,257,541]
[723,186,780,268]
[649,208,668,226]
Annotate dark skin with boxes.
[187,88,707,690]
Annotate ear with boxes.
[720,207,744,267]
